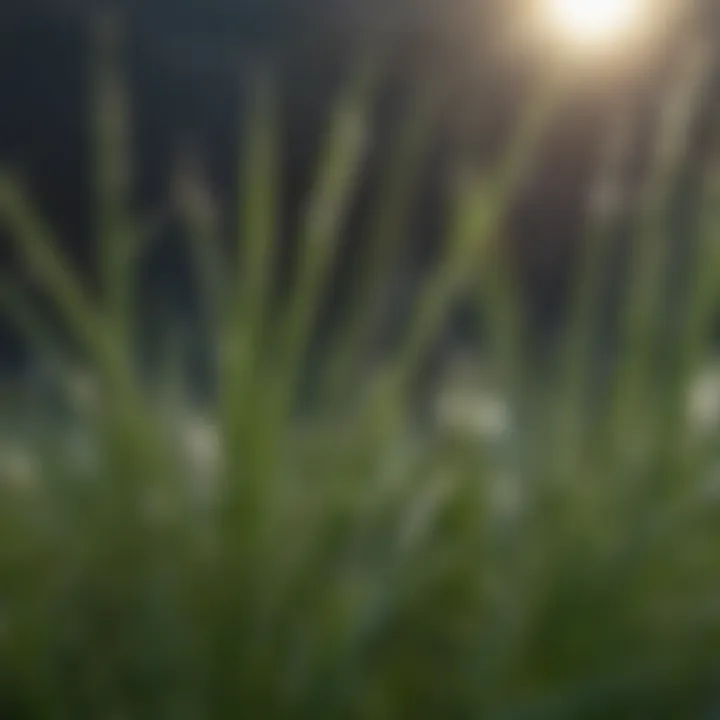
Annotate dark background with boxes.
[0,0,717,377]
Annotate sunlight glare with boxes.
[547,0,644,48]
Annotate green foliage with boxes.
[1,38,720,719]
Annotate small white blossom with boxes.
[688,367,720,437]
[437,392,512,441]
[181,413,220,475]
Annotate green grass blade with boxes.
[371,79,562,413]
[218,73,281,469]
[0,174,106,359]
[320,83,442,406]
[91,14,136,342]
[553,115,633,473]
[611,41,713,460]
[249,65,376,448]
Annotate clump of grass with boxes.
[0,29,720,719]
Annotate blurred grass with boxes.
[0,31,720,720]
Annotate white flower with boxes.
[437,392,512,441]
[174,411,222,508]
[688,367,720,437]
[181,413,220,474]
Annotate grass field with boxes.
[0,36,720,718]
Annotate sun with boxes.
[546,0,644,48]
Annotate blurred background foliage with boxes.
[1,0,717,371]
